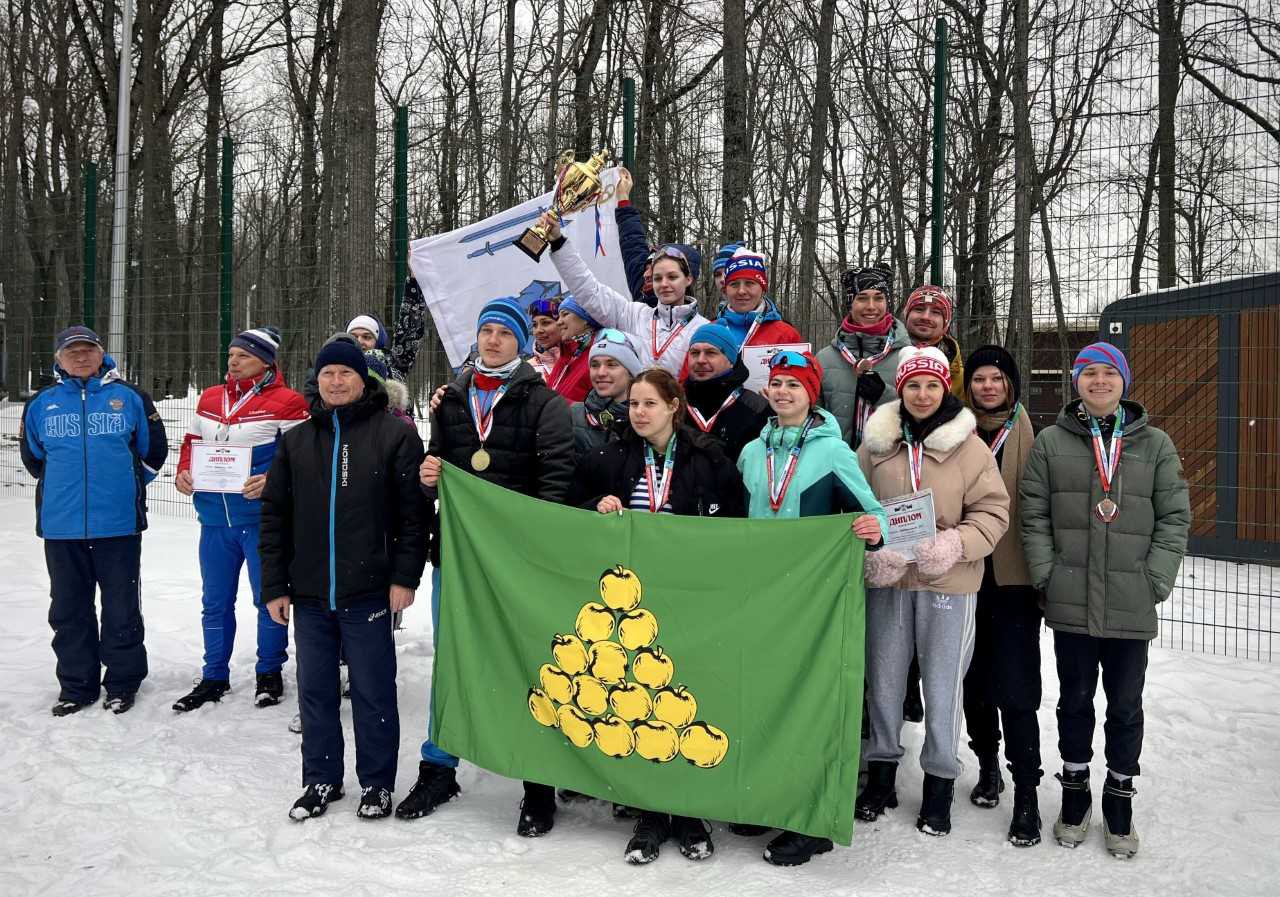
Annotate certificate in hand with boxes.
[741,343,812,392]
[190,443,252,494]
[882,489,937,561]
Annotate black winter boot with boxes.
[969,755,1005,807]
[516,783,556,837]
[729,823,770,836]
[356,786,393,819]
[289,783,344,820]
[1008,785,1042,847]
[394,762,460,819]
[254,672,284,708]
[855,761,899,822]
[671,815,714,860]
[763,831,833,867]
[1102,776,1140,858]
[172,679,229,713]
[624,812,671,864]
[103,693,135,715]
[51,699,93,717]
[916,774,955,836]
[1053,768,1092,847]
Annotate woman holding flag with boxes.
[854,346,1009,839]
[957,345,1044,846]
[573,367,743,865]
[736,349,887,867]
[540,211,710,376]
[398,296,575,837]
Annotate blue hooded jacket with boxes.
[20,356,169,539]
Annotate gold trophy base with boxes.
[515,227,550,262]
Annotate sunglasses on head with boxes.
[768,350,811,370]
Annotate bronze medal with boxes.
[471,448,491,472]
[1095,497,1119,523]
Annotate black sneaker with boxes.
[969,757,1005,807]
[254,672,284,708]
[516,784,556,837]
[624,812,671,864]
[172,679,229,713]
[729,823,771,836]
[672,815,714,860]
[855,761,899,821]
[51,699,93,717]
[103,693,135,715]
[289,783,344,821]
[395,762,460,819]
[763,831,833,867]
[1008,785,1042,847]
[356,786,393,819]
[916,774,955,836]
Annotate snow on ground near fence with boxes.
[0,498,1276,896]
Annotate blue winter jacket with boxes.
[20,356,169,539]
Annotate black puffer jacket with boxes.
[260,378,427,608]
[683,359,771,462]
[428,362,574,562]
[571,425,746,518]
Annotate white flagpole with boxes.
[107,0,134,372]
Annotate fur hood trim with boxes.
[861,399,976,457]
[383,377,410,412]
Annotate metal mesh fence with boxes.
[0,3,1275,659]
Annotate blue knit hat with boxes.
[688,322,740,365]
[314,338,368,379]
[1072,341,1131,396]
[230,326,282,366]
[559,297,602,331]
[477,296,531,347]
[713,242,744,274]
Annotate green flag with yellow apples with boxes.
[432,463,866,845]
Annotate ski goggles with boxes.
[646,244,691,275]
[595,328,632,347]
[528,299,561,319]
[768,350,813,370]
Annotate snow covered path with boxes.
[1,495,1276,897]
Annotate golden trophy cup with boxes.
[515,148,610,262]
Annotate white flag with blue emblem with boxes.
[409,168,630,368]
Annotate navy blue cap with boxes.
[54,326,104,352]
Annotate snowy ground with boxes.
[1,497,1277,897]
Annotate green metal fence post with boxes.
[83,162,97,327]
[220,133,234,358]
[395,105,409,316]
[931,17,947,286]
[623,77,636,171]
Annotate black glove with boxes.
[856,371,886,404]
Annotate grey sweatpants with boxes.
[865,587,977,780]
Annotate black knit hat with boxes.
[840,264,894,311]
[964,344,1021,405]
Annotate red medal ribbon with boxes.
[766,414,818,512]
[643,438,676,513]
[687,388,742,433]
[1088,406,1125,497]
[468,381,512,444]
[651,316,689,362]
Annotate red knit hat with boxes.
[895,346,952,393]
[767,349,824,406]
[724,249,769,290]
[903,284,954,327]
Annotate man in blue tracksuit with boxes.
[20,326,169,716]
[172,327,310,712]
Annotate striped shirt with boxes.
[628,475,673,514]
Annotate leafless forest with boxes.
[1,1,1277,396]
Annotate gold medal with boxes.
[1095,497,1118,523]
[471,448,491,471]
